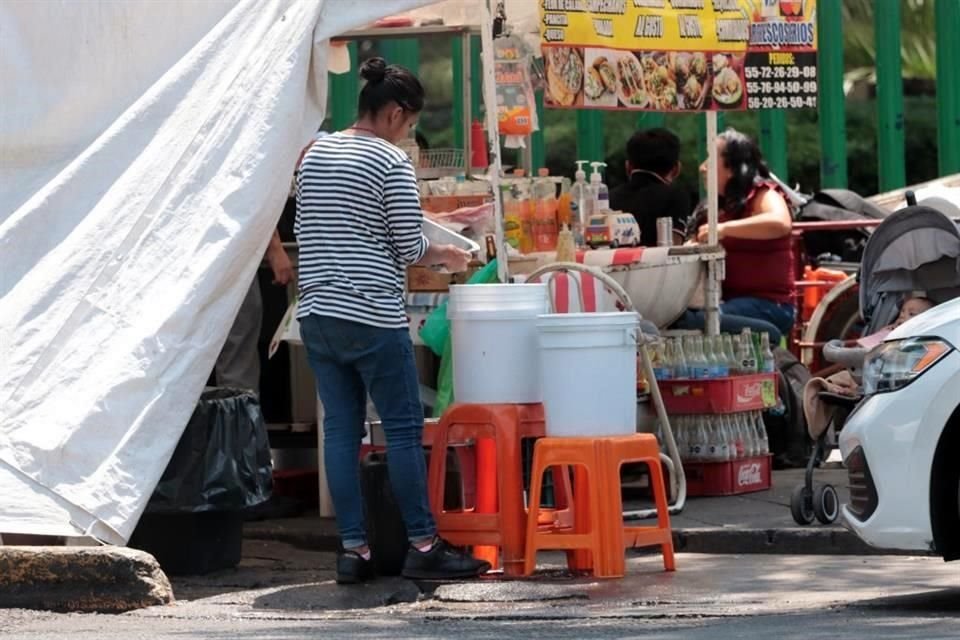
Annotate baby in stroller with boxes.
[804,296,934,403]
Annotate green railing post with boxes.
[875,0,906,190]
[637,113,666,130]
[817,0,847,188]
[470,35,483,118]
[936,0,960,176]
[531,91,546,171]
[759,110,788,182]
[379,39,420,74]
[576,110,605,165]
[329,42,358,131]
[452,37,466,149]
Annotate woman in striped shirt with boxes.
[296,58,487,584]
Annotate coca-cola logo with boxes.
[736,382,762,404]
[737,462,762,486]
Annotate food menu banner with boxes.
[539,0,818,112]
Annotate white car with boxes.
[839,297,960,558]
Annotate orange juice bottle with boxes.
[533,169,558,252]
[512,171,535,254]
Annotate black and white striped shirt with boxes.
[295,132,428,328]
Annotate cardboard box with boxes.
[406,261,483,293]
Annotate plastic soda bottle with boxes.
[722,334,737,375]
[533,168,558,252]
[755,411,770,455]
[651,341,669,380]
[717,417,733,461]
[708,335,729,377]
[760,332,776,373]
[738,328,758,374]
[673,338,690,379]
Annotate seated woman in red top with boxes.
[676,129,796,343]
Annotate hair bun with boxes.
[360,57,387,84]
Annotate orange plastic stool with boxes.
[429,403,569,576]
[523,434,675,578]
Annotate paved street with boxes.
[3,540,959,639]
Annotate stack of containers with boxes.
[650,330,778,496]
[448,284,641,436]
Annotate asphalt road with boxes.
[2,542,958,639]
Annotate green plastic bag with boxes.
[419,260,500,357]
[420,260,501,417]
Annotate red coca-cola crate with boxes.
[657,373,778,415]
[684,454,773,497]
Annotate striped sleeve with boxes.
[383,159,428,265]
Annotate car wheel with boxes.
[611,240,620,249]
[813,484,840,524]
[790,484,815,525]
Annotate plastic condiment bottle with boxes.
[589,161,609,214]
[512,170,535,254]
[570,160,591,247]
[533,168,558,252]
[501,184,523,250]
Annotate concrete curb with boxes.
[670,527,932,556]
[0,546,174,613]
[244,520,340,550]
[243,520,926,557]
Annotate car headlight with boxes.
[862,338,952,395]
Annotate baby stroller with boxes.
[791,193,960,525]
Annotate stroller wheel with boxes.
[790,485,815,525]
[813,484,840,524]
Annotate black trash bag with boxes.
[146,387,273,514]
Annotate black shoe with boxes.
[336,550,375,585]
[401,537,491,580]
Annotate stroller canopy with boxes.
[858,198,960,328]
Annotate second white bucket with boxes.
[448,283,549,404]
[537,312,640,437]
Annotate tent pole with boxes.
[705,111,720,336]
[479,0,509,283]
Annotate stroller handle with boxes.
[823,339,869,370]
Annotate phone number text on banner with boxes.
[540,0,818,113]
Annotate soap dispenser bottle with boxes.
[589,161,609,214]
[570,160,591,247]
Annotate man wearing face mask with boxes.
[610,128,692,247]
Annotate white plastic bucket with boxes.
[537,312,640,437]
[448,283,549,404]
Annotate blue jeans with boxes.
[300,314,436,549]
[673,297,796,344]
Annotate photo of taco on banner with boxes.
[543,46,584,107]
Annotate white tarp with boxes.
[0,0,431,544]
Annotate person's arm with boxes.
[696,188,791,243]
[266,229,294,285]
[383,160,471,271]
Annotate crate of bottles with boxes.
[658,373,778,414]
[671,412,773,496]
[648,331,779,414]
